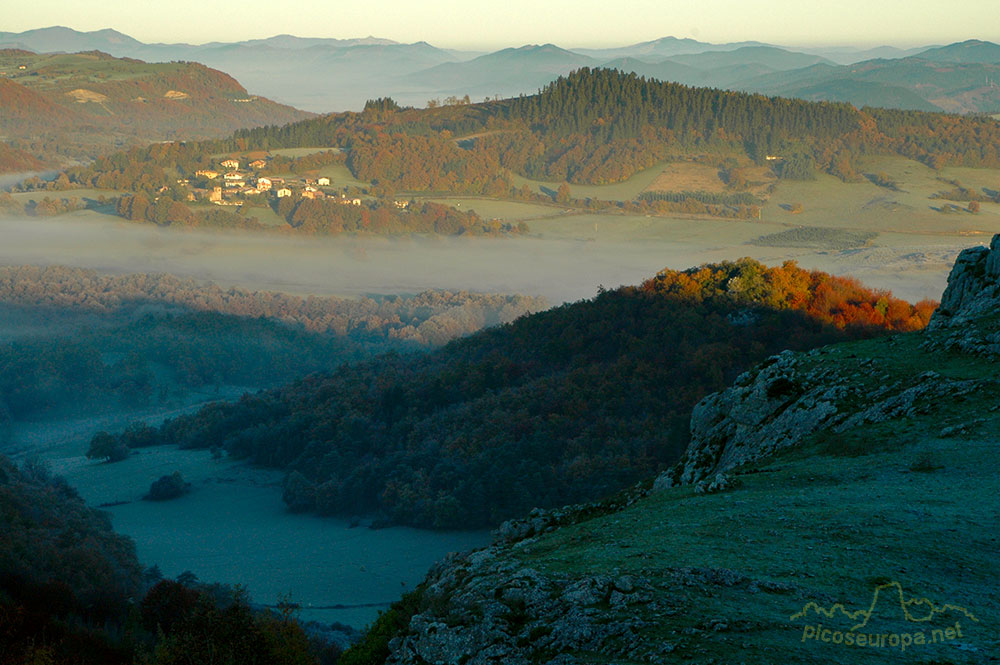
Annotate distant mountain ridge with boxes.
[4,27,1000,113]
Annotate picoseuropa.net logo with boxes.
[790,580,979,652]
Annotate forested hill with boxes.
[102,259,936,529]
[217,67,1000,189]
[39,67,1000,231]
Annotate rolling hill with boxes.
[667,45,836,72]
[0,27,926,112]
[917,38,1000,63]
[0,49,312,169]
[405,44,596,97]
[745,54,1000,113]
[570,36,771,60]
[8,27,1000,114]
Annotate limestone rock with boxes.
[930,233,1000,329]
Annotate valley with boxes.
[1,22,999,665]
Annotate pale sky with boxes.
[2,0,995,50]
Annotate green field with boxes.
[508,162,671,202]
[762,156,1000,236]
[422,197,564,222]
[268,147,342,159]
[244,205,287,228]
[315,162,368,189]
[0,51,190,88]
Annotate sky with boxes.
[1,0,996,50]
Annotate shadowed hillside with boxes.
[336,239,1000,665]
[100,259,934,528]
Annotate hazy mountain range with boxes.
[3,26,1000,115]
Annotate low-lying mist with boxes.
[0,215,685,303]
[0,215,963,305]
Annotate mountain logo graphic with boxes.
[791,580,979,631]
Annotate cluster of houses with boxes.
[189,158,363,206]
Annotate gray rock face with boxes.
[661,352,983,487]
[930,233,1000,329]
[385,547,656,665]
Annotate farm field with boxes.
[760,157,1000,234]
[508,161,670,201]
[268,147,343,159]
[315,162,369,188]
[421,197,565,221]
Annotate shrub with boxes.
[88,431,130,463]
[145,472,189,501]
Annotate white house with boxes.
[256,177,273,191]
[220,159,240,169]
[276,187,293,198]
[316,177,331,186]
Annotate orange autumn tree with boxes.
[642,258,936,332]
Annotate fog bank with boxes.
[0,214,968,304]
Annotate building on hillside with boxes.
[276,187,293,198]
[209,187,222,202]
[195,170,220,179]
[317,177,331,186]
[304,185,318,193]
[256,177,273,191]
[224,172,244,182]
[220,159,240,169]
[350,198,362,206]
[301,190,317,200]
[394,200,410,209]
[249,159,267,169]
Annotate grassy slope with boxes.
[479,330,999,663]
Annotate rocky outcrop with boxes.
[659,351,983,488]
[386,547,659,665]
[383,544,796,665]
[653,235,1000,488]
[925,233,1000,356]
[930,233,1000,329]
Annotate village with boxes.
[182,156,406,208]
